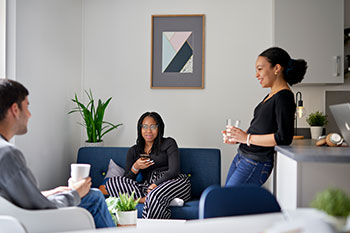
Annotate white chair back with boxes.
[0,196,95,233]
[0,215,27,233]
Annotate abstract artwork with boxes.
[151,15,205,89]
[162,31,193,73]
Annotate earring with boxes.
[275,72,278,75]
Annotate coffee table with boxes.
[137,218,186,228]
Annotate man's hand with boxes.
[68,177,92,198]
[41,186,72,197]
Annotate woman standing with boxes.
[106,112,191,219]
[223,47,307,187]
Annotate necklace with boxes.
[144,146,152,154]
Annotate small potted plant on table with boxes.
[306,111,328,139]
[311,188,350,231]
[106,192,140,227]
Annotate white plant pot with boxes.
[310,126,323,139]
[116,210,137,227]
[84,141,104,147]
[326,215,349,232]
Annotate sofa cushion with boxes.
[178,148,220,199]
[105,159,125,179]
[77,147,129,188]
[136,200,199,219]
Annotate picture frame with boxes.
[151,14,205,89]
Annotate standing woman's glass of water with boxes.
[226,119,232,136]
[224,119,240,143]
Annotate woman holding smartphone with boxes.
[223,47,307,187]
[106,112,191,219]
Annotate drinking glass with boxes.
[224,119,241,143]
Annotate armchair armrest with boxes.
[0,197,95,233]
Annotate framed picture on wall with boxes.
[151,14,205,89]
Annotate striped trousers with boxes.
[105,171,191,219]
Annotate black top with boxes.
[239,89,296,162]
[124,137,180,185]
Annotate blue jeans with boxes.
[79,188,115,228]
[225,153,273,187]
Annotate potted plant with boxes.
[106,192,140,227]
[311,188,350,231]
[306,111,328,139]
[68,90,122,146]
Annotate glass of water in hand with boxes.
[224,119,240,143]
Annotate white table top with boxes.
[61,212,285,233]
[61,209,341,233]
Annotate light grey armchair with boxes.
[0,215,27,233]
[0,196,95,233]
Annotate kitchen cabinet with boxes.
[275,140,350,210]
[274,0,344,84]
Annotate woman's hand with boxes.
[133,158,154,170]
[222,126,248,144]
[147,183,157,193]
[222,129,238,144]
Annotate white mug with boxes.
[71,163,91,182]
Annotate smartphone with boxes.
[140,154,150,160]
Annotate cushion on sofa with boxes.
[105,159,125,178]
[136,200,199,219]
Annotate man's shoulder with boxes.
[0,137,14,149]
[0,141,24,167]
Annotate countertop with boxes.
[275,139,350,163]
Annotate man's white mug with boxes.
[71,163,91,182]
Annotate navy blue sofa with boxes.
[77,147,221,219]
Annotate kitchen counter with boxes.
[274,139,350,209]
[275,139,350,163]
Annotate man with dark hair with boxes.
[0,79,115,228]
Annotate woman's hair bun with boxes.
[285,59,308,86]
[259,47,308,86]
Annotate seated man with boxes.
[0,79,115,228]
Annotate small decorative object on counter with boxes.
[315,133,344,147]
[306,111,328,139]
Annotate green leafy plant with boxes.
[106,192,140,224]
[310,188,350,217]
[105,196,119,224]
[306,111,328,126]
[68,90,122,142]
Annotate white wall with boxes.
[13,0,83,190]
[82,0,273,183]
[0,0,5,78]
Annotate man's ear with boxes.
[8,103,20,119]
